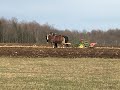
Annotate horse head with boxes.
[46,34,50,43]
[46,33,54,43]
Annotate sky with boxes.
[0,0,120,31]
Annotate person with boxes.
[79,39,84,48]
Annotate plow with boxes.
[78,39,97,48]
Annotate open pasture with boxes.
[0,57,120,90]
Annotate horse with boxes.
[46,33,69,48]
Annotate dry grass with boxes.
[0,57,120,90]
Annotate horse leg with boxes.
[62,43,65,48]
[52,44,54,48]
[53,43,57,48]
[51,42,55,48]
[55,43,57,48]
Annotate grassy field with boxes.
[0,57,120,90]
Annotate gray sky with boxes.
[0,0,120,31]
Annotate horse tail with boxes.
[63,36,69,43]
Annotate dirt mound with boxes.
[0,46,119,58]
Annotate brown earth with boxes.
[0,46,119,58]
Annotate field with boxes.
[0,57,120,90]
[0,46,120,90]
[0,46,119,58]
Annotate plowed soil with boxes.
[0,46,119,58]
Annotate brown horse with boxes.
[46,33,69,48]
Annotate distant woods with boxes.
[0,17,120,46]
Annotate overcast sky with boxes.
[0,0,120,31]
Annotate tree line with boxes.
[0,17,120,46]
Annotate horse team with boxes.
[46,32,69,48]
